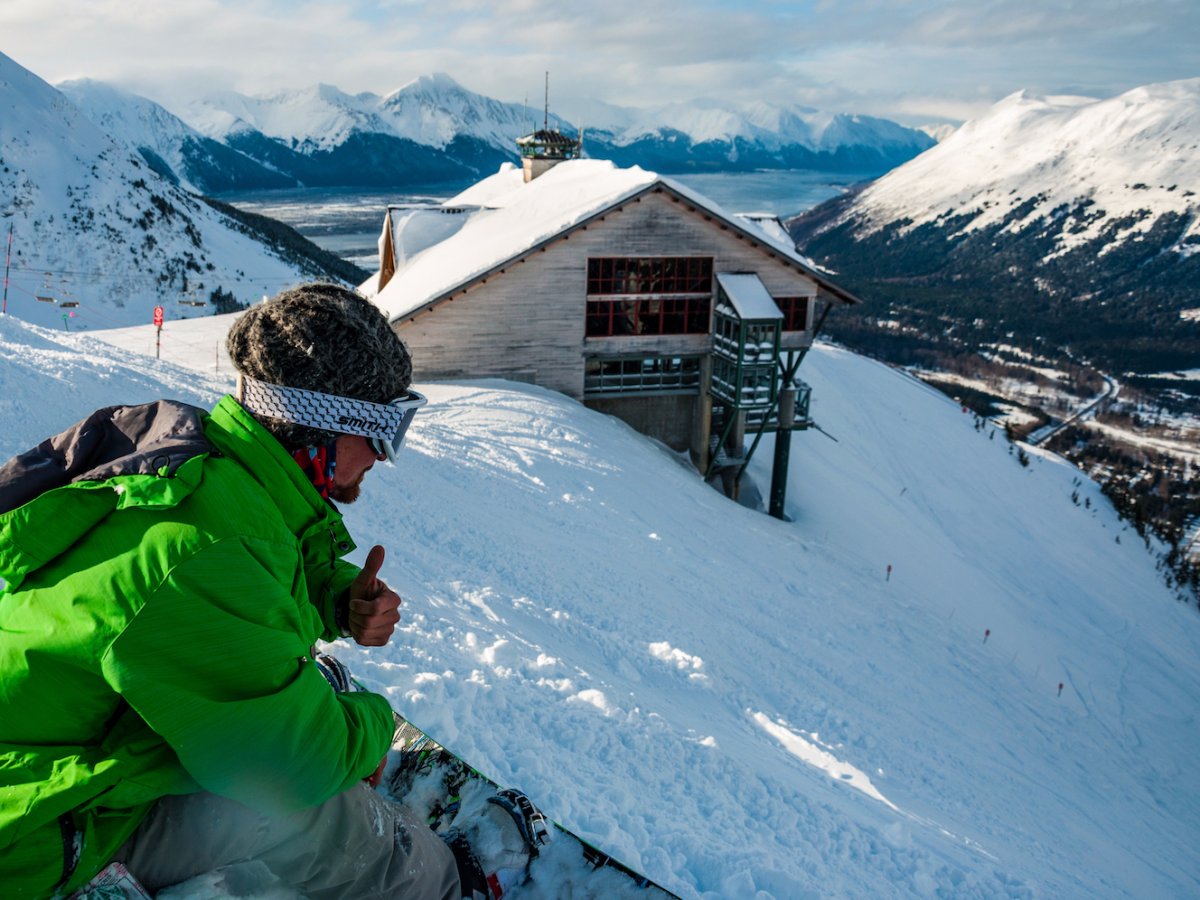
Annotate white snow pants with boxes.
[110,782,460,899]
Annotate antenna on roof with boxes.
[516,72,580,181]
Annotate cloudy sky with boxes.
[3,0,1196,124]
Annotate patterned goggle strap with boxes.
[236,375,420,454]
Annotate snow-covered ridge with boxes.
[613,98,931,152]
[51,71,932,190]
[58,78,199,160]
[188,82,398,150]
[184,73,573,154]
[836,78,1200,253]
[0,51,341,332]
[178,72,930,159]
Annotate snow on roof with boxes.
[371,158,846,322]
[715,273,783,320]
[388,205,474,269]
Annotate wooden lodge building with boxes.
[361,130,859,492]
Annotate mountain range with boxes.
[787,78,1200,374]
[61,73,936,193]
[0,52,360,332]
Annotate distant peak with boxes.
[313,82,348,100]
[397,72,465,93]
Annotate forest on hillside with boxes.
[790,198,1200,608]
[790,193,1200,375]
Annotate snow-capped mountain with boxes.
[787,78,1200,373]
[604,97,931,153]
[190,83,401,151]
[806,79,1200,253]
[378,73,567,153]
[917,122,958,142]
[587,97,934,172]
[0,52,357,332]
[179,76,509,189]
[57,78,296,194]
[130,73,933,188]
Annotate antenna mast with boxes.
[544,71,549,130]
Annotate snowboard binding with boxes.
[445,787,552,899]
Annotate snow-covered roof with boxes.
[388,205,474,268]
[370,159,857,322]
[715,273,783,321]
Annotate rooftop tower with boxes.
[516,73,581,182]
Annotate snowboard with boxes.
[383,714,681,900]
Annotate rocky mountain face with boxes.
[788,79,1200,374]
[65,74,934,192]
[0,53,359,332]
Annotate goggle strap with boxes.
[236,375,413,442]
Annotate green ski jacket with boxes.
[0,396,396,897]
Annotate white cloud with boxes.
[1,0,1196,122]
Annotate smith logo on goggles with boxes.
[337,414,388,434]
[236,375,427,462]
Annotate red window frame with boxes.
[586,296,712,337]
[586,257,713,337]
[777,296,810,331]
[587,257,713,295]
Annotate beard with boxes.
[329,471,366,504]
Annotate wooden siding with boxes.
[395,242,588,397]
[585,393,698,452]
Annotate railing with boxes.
[744,380,813,430]
[585,358,702,395]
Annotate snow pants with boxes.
[110,783,460,899]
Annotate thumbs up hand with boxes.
[346,545,402,647]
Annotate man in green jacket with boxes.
[0,284,461,897]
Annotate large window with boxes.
[586,297,711,336]
[585,356,702,395]
[587,257,712,294]
[777,296,810,331]
[586,257,713,337]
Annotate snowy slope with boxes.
[823,78,1200,254]
[0,51,343,332]
[7,313,1189,898]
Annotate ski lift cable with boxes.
[6,262,316,285]
[5,285,236,363]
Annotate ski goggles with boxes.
[365,390,427,462]
[236,375,427,463]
